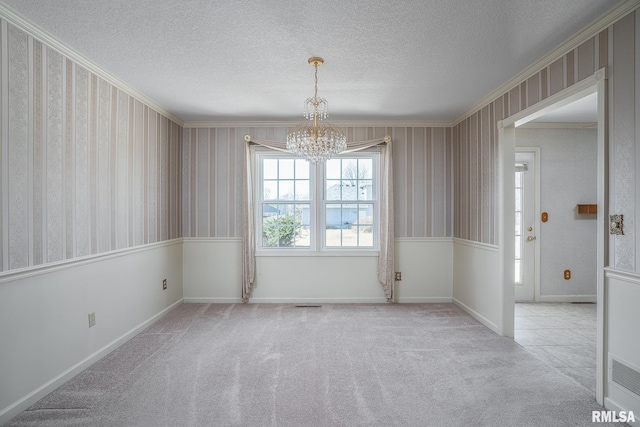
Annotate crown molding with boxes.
[0,3,186,127]
[452,0,640,126]
[183,119,454,128]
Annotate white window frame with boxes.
[255,150,316,254]
[254,148,380,256]
[320,152,380,252]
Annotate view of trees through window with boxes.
[261,158,310,248]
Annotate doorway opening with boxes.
[498,68,607,404]
[513,116,599,395]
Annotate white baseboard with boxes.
[247,297,389,304]
[186,297,453,304]
[183,297,243,304]
[0,299,183,425]
[452,297,500,334]
[395,297,453,303]
[538,295,597,303]
[604,397,639,427]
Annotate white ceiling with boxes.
[0,0,621,123]
[531,92,598,123]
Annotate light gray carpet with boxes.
[6,303,625,426]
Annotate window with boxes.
[259,157,311,248]
[323,157,376,248]
[256,151,379,252]
[514,166,524,284]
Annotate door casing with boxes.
[498,68,607,405]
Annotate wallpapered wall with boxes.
[0,19,183,272]
[455,11,640,272]
[4,8,637,273]
[181,126,454,239]
[609,12,639,272]
[453,24,611,247]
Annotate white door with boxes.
[515,151,536,301]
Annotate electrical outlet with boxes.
[88,312,96,328]
[395,272,402,281]
[162,279,167,290]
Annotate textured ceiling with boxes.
[0,0,621,123]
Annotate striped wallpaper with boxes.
[0,19,182,272]
[3,6,639,273]
[453,26,611,246]
[181,126,454,239]
[609,12,639,272]
[182,127,244,238]
[454,10,640,273]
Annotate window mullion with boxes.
[316,163,323,251]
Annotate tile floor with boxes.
[515,302,597,394]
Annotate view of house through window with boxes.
[324,158,375,248]
[257,152,379,251]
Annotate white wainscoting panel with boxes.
[182,238,243,302]
[182,238,454,304]
[0,240,184,425]
[452,238,501,334]
[395,238,453,303]
[252,254,387,303]
[604,268,640,422]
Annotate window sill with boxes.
[255,250,379,257]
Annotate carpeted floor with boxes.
[6,303,626,426]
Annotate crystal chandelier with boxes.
[286,57,347,163]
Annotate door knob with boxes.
[526,235,536,242]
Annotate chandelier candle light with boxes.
[286,57,347,163]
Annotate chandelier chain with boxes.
[314,63,319,103]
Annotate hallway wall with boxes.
[516,127,598,300]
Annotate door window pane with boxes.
[514,169,525,284]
